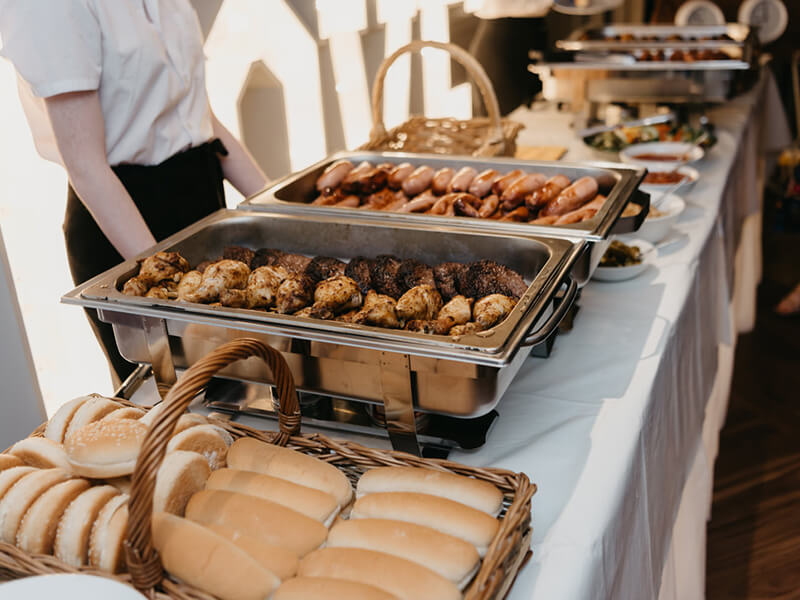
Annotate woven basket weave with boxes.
[0,338,535,599]
[361,40,523,157]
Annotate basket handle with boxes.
[124,338,300,595]
[370,40,505,153]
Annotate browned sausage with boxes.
[383,192,410,212]
[491,169,524,196]
[501,173,547,210]
[361,188,396,209]
[447,167,478,193]
[333,195,360,208]
[525,174,571,211]
[468,169,501,198]
[316,159,354,192]
[477,194,499,218]
[453,194,480,217]
[430,193,457,215]
[399,190,437,213]
[402,165,435,197]
[340,161,373,193]
[388,162,415,190]
[431,167,455,195]
[530,215,559,225]
[540,176,599,217]
[554,194,606,224]
[500,206,530,222]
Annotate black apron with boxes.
[64,139,228,385]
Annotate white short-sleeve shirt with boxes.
[0,0,214,166]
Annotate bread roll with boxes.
[88,493,128,573]
[298,547,462,600]
[351,492,499,556]
[0,455,23,472]
[0,466,36,500]
[64,418,147,478]
[166,425,228,470]
[357,467,503,516]
[9,438,71,471]
[328,518,479,588]
[152,512,280,600]
[63,396,120,442]
[138,401,166,428]
[273,577,398,600]
[185,489,327,557]
[206,469,339,525]
[44,395,94,443]
[204,523,298,580]
[227,438,353,508]
[54,485,119,567]
[104,477,132,494]
[100,407,146,421]
[16,478,90,554]
[172,413,209,435]
[0,468,71,543]
[154,451,211,516]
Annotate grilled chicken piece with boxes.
[138,251,190,285]
[122,275,149,296]
[276,274,315,314]
[352,290,401,329]
[220,289,248,308]
[335,309,361,323]
[306,256,346,283]
[473,294,517,329]
[294,305,333,319]
[176,270,203,302]
[449,322,483,336]
[311,275,362,315]
[397,259,435,292]
[439,295,473,325]
[145,286,169,300]
[370,255,403,299]
[460,260,527,299]
[246,266,289,309]
[405,317,455,335]
[433,262,467,301]
[223,246,255,268]
[344,257,373,294]
[396,285,443,321]
[197,259,250,300]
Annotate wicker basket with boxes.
[0,338,535,599]
[361,40,523,157]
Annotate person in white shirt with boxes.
[0,0,268,384]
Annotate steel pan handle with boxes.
[521,276,578,347]
[610,188,650,235]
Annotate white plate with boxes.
[0,574,146,599]
[675,1,726,26]
[552,0,623,15]
[619,142,704,172]
[738,0,788,44]
[640,166,700,196]
[592,239,655,282]
[634,194,686,244]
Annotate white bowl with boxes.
[634,194,686,244]
[640,166,699,197]
[0,575,146,599]
[620,142,704,172]
[592,239,655,282]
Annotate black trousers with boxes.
[64,139,227,385]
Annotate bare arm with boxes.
[45,91,156,260]
[210,111,269,198]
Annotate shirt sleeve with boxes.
[0,0,101,98]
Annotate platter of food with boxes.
[640,166,699,196]
[620,141,704,171]
[592,238,654,282]
[557,23,753,51]
[583,121,716,154]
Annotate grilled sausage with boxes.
[500,173,547,210]
[316,160,354,192]
[529,215,559,225]
[553,194,606,224]
[525,174,571,211]
[477,194,499,218]
[453,193,481,217]
[402,165,435,197]
[491,169,524,196]
[333,195,360,208]
[340,161,373,193]
[431,167,455,195]
[430,193,457,215]
[468,169,501,197]
[500,206,530,222]
[540,176,599,217]
[388,162,415,190]
[447,167,478,193]
[399,190,437,213]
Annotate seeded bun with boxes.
[44,395,95,443]
[16,478,90,554]
[54,485,120,567]
[273,577,399,600]
[154,451,211,516]
[0,468,71,543]
[65,418,147,478]
[204,523,299,580]
[166,425,228,470]
[88,493,129,573]
[100,407,146,422]
[9,438,71,471]
[0,455,23,472]
[63,396,120,442]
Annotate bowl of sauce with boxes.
[620,141,704,171]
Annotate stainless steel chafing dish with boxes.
[238,151,648,284]
[63,210,584,454]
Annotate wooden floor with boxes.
[706,198,800,599]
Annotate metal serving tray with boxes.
[239,151,648,243]
[63,210,583,427]
[558,23,753,52]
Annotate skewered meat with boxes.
[468,169,501,198]
[176,270,203,302]
[370,255,403,298]
[431,167,455,195]
[122,276,149,296]
[439,295,473,325]
[396,285,443,321]
[401,165,435,196]
[397,259,435,292]
[246,265,288,308]
[459,260,527,299]
[447,167,478,193]
[316,159,354,193]
[388,162,415,190]
[352,290,401,328]
[433,262,466,301]
[473,294,517,329]
[223,246,255,268]
[251,248,286,269]
[220,289,248,308]
[344,257,373,294]
[273,252,312,274]
[276,274,315,314]
[138,251,190,285]
[305,256,346,283]
[405,317,455,335]
[311,275,362,315]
